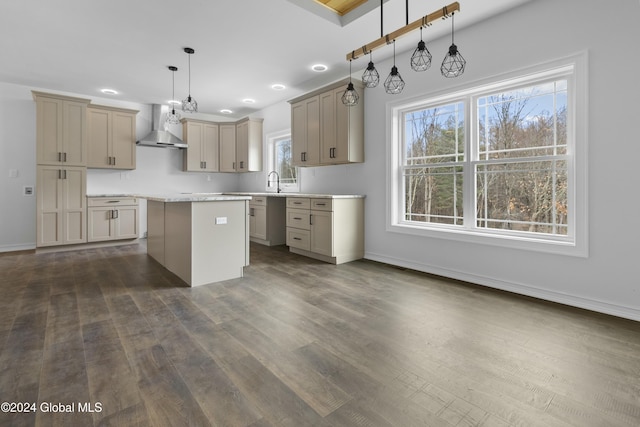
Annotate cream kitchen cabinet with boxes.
[182,118,219,172]
[33,91,90,166]
[319,85,364,164]
[249,196,286,246]
[87,104,138,169]
[36,165,87,247]
[219,123,237,172]
[289,78,364,167]
[291,95,320,167]
[235,118,263,172]
[87,197,139,242]
[285,197,364,264]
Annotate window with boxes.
[267,130,299,192]
[389,54,587,256]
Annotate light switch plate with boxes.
[215,217,227,225]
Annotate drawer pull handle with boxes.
[293,237,302,241]
[316,203,326,206]
[293,217,302,220]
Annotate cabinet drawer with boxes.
[286,198,310,209]
[286,227,310,251]
[286,208,310,230]
[88,197,138,207]
[250,196,267,206]
[311,199,332,211]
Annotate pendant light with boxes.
[384,40,405,95]
[341,60,359,106]
[182,47,198,113]
[362,51,380,88]
[440,12,466,78]
[410,25,432,72]
[166,66,181,125]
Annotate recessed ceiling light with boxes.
[271,83,286,90]
[311,64,328,72]
[101,88,118,95]
[220,109,233,114]
[242,98,256,104]
[168,100,181,105]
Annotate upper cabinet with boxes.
[33,91,91,166]
[182,118,219,172]
[289,79,364,167]
[205,118,263,173]
[235,118,263,172]
[219,123,237,173]
[87,104,138,170]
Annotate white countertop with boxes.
[88,192,365,201]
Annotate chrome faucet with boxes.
[267,171,281,193]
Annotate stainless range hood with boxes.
[136,104,187,149]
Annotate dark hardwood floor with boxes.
[1,241,639,426]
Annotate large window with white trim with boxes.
[389,55,587,256]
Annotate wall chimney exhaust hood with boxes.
[137,104,187,148]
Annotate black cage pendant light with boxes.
[362,51,380,88]
[384,40,405,95]
[166,66,181,125]
[342,60,359,106]
[440,12,466,78]
[182,47,198,113]
[410,25,432,72]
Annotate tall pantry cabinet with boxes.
[33,91,91,247]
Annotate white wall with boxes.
[240,0,640,321]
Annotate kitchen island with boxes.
[144,193,251,287]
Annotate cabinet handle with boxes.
[63,152,67,162]
[112,156,116,166]
[58,169,62,179]
[293,217,301,220]
[293,237,302,241]
[233,162,236,169]
[203,161,207,169]
[316,203,326,206]
[293,201,302,205]
[57,152,62,162]
[113,210,118,219]
[310,215,313,225]
[240,161,244,169]
[250,208,254,216]
[63,169,67,180]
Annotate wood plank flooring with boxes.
[0,242,639,426]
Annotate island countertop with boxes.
[222,192,365,199]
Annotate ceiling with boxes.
[0,0,532,119]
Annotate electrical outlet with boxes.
[24,186,34,196]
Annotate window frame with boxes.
[266,129,299,193]
[387,53,588,257]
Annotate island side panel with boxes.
[147,200,166,265]
[191,200,246,286]
[164,202,193,285]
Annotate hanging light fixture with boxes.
[440,11,466,78]
[362,51,380,88]
[342,60,359,106]
[166,66,181,125]
[384,40,405,95]
[182,47,198,113]
[410,24,432,72]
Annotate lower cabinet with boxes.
[87,197,139,242]
[249,196,286,246]
[285,197,364,264]
[36,165,87,247]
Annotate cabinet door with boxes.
[219,124,237,172]
[115,205,139,239]
[333,87,351,164]
[87,108,111,167]
[62,167,87,244]
[320,90,336,164]
[236,121,248,171]
[63,100,88,166]
[310,210,333,257]
[202,123,219,172]
[88,207,114,242]
[252,205,267,240]
[36,166,63,246]
[36,97,63,165]
[306,96,320,166]
[291,101,307,167]
[111,111,136,169]
[184,121,204,171]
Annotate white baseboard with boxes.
[364,251,640,322]
[0,243,36,253]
